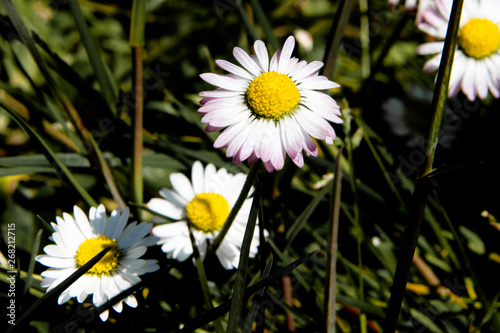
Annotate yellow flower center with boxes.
[185,192,230,232]
[75,235,121,276]
[246,72,300,120]
[458,18,500,59]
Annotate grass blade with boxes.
[1,105,97,207]
[67,0,117,115]
[227,182,262,332]
[181,250,317,332]
[326,148,343,332]
[383,0,465,331]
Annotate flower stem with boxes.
[383,0,464,331]
[209,160,261,254]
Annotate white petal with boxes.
[147,197,185,221]
[200,73,248,91]
[254,40,269,72]
[216,59,254,80]
[170,172,195,202]
[233,46,262,77]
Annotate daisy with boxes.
[147,161,263,270]
[36,205,159,321]
[199,36,342,173]
[416,0,500,101]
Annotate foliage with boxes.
[1,0,500,332]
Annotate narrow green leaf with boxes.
[67,0,117,116]
[242,254,273,333]
[284,179,333,250]
[227,182,262,333]
[129,0,146,46]
[322,0,355,80]
[249,0,279,50]
[1,105,97,207]
[409,308,445,333]
[326,148,343,333]
[22,229,42,299]
[181,251,317,332]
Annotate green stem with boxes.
[226,182,262,333]
[326,148,343,333]
[131,46,144,219]
[383,0,464,331]
[249,0,279,50]
[209,160,261,254]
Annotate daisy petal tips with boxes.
[199,36,342,173]
[35,204,159,321]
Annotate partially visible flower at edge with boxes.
[36,205,159,321]
[198,35,342,173]
[147,160,265,270]
[416,0,500,101]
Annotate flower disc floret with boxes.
[246,72,300,119]
[458,18,500,59]
[186,192,230,232]
[76,235,121,276]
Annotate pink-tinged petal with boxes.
[201,107,248,127]
[225,121,255,157]
[170,172,195,201]
[200,73,247,91]
[278,36,296,73]
[435,0,452,20]
[270,131,286,171]
[199,89,242,98]
[263,160,275,173]
[198,96,246,113]
[254,40,269,72]
[416,42,444,55]
[205,124,225,132]
[300,128,319,157]
[213,119,250,149]
[215,59,254,80]
[147,198,184,220]
[233,46,262,76]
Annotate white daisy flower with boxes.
[36,205,159,321]
[199,36,342,173]
[416,0,500,101]
[147,161,264,270]
[389,0,418,11]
